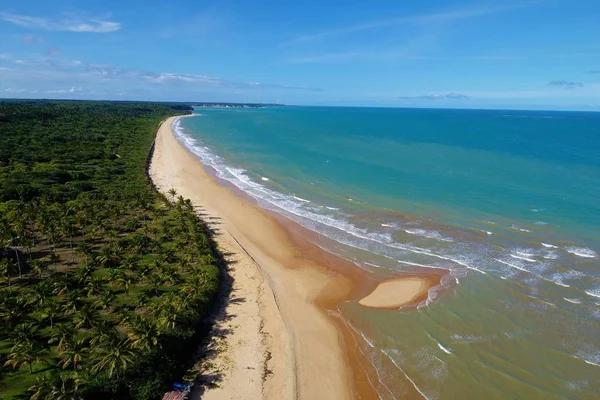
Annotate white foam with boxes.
[564,297,582,304]
[510,254,537,263]
[511,225,531,232]
[381,349,432,400]
[573,355,600,367]
[565,247,597,258]
[292,195,310,203]
[541,243,558,249]
[585,289,600,299]
[261,176,269,181]
[404,228,453,242]
[437,343,452,354]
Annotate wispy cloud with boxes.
[587,70,600,74]
[0,12,121,33]
[47,86,83,94]
[285,1,542,45]
[548,80,583,89]
[398,92,469,100]
[0,55,320,92]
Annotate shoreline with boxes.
[149,115,439,399]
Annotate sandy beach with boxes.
[149,116,436,399]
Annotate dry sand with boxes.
[359,277,428,309]
[149,115,437,400]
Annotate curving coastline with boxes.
[149,116,437,399]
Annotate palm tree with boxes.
[49,323,76,352]
[135,264,153,282]
[29,259,48,279]
[47,251,60,273]
[85,277,105,297]
[29,372,56,400]
[161,266,180,285]
[41,301,63,329]
[73,264,94,285]
[58,339,88,371]
[29,280,53,308]
[0,258,16,287]
[126,316,160,351]
[94,290,116,311]
[52,372,85,400]
[167,188,177,202]
[52,275,73,297]
[73,305,100,329]
[9,323,39,347]
[0,294,30,326]
[149,273,166,297]
[91,338,135,378]
[116,273,136,297]
[89,321,116,346]
[62,290,85,314]
[4,341,44,373]
[134,290,151,310]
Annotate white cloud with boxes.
[0,12,121,33]
[4,87,29,94]
[47,86,83,94]
[398,92,469,100]
[285,1,543,45]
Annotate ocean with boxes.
[175,106,600,399]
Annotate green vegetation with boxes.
[0,101,220,399]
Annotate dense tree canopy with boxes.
[0,101,220,399]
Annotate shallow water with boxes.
[177,107,600,399]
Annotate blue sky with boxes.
[1,0,599,109]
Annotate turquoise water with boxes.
[176,107,600,399]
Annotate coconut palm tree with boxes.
[9,323,39,347]
[73,305,100,329]
[89,320,116,346]
[167,188,177,202]
[148,273,166,297]
[48,323,76,352]
[91,338,135,378]
[52,372,85,400]
[73,264,94,285]
[4,341,44,373]
[29,372,56,400]
[58,339,88,371]
[94,290,116,311]
[29,259,48,279]
[0,294,30,326]
[126,316,160,351]
[0,258,16,287]
[116,273,136,297]
[85,277,105,297]
[62,290,85,315]
[29,280,53,308]
[134,290,151,310]
[41,301,62,329]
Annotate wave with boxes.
[585,289,600,299]
[404,229,454,242]
[563,297,582,304]
[565,247,597,258]
[261,176,270,181]
[510,254,537,263]
[437,343,452,355]
[541,243,558,249]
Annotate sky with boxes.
[1,0,599,110]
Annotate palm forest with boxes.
[0,101,221,399]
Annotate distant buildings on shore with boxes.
[191,103,284,108]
